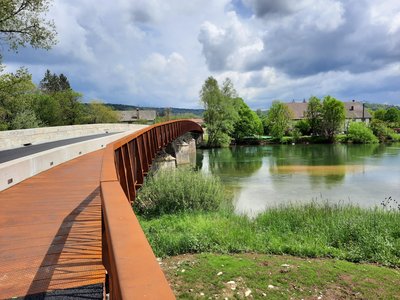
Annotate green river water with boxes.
[196,143,400,216]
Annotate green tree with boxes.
[384,107,400,125]
[306,96,322,135]
[58,73,70,90]
[38,70,84,125]
[265,101,292,140]
[370,119,396,142]
[32,93,62,126]
[87,100,119,123]
[40,69,71,92]
[0,0,56,63]
[232,98,263,141]
[220,77,237,99]
[320,96,345,141]
[256,109,268,135]
[53,90,84,125]
[0,67,38,129]
[200,77,238,147]
[10,109,40,129]
[373,109,386,121]
[295,119,311,135]
[347,122,378,144]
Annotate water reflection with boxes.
[197,146,263,179]
[197,144,400,216]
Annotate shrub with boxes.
[291,128,301,142]
[370,119,393,142]
[295,119,311,135]
[335,134,348,143]
[389,132,400,142]
[134,168,226,217]
[280,136,293,144]
[347,122,378,143]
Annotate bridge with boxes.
[0,120,203,299]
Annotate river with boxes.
[196,143,400,216]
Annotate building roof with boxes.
[118,110,156,122]
[285,101,372,120]
[138,110,157,121]
[286,102,308,119]
[343,101,372,119]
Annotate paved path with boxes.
[0,150,105,299]
[0,132,119,163]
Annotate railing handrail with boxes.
[100,120,203,299]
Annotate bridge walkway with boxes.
[0,150,105,299]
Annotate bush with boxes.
[295,119,311,135]
[335,134,348,143]
[134,168,226,217]
[347,122,378,143]
[280,136,293,144]
[291,128,301,142]
[389,132,400,142]
[370,119,393,142]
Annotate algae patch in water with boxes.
[270,164,368,176]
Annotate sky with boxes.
[3,0,400,109]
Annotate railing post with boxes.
[140,135,149,173]
[127,141,137,191]
[124,143,137,202]
[115,148,129,198]
[133,139,144,187]
[136,136,147,177]
[146,131,152,166]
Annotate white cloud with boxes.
[198,12,263,71]
[2,0,400,108]
[369,2,400,34]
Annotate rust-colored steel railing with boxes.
[100,120,203,299]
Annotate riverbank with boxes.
[136,166,400,298]
[160,253,400,299]
[139,202,400,267]
[228,133,400,146]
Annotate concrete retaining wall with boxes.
[0,125,147,191]
[0,123,143,150]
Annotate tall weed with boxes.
[134,167,226,217]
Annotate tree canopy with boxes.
[384,107,400,124]
[232,98,263,140]
[0,0,56,63]
[200,77,238,147]
[265,101,293,140]
[0,68,119,130]
[0,67,38,129]
[40,69,70,92]
[306,96,322,136]
[320,96,345,141]
[86,100,119,124]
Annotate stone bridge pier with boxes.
[152,132,201,170]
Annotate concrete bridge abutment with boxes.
[151,132,200,171]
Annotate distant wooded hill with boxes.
[364,103,400,111]
[105,104,204,116]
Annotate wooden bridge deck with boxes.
[0,150,105,299]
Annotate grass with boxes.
[135,168,400,298]
[161,253,400,299]
[134,168,226,217]
[139,202,400,266]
